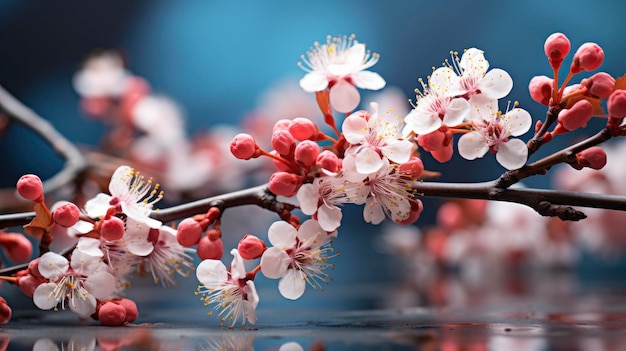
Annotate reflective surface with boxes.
[3,271,626,350]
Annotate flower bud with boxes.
[271,129,296,155]
[197,236,224,260]
[0,233,33,262]
[288,117,318,141]
[53,202,81,227]
[273,119,291,132]
[528,75,553,105]
[607,89,626,130]
[270,151,293,172]
[230,133,259,160]
[581,72,615,98]
[17,274,41,297]
[571,42,604,74]
[16,174,44,202]
[176,218,202,247]
[399,156,424,178]
[394,199,423,226]
[430,144,454,163]
[100,216,125,241]
[268,172,303,197]
[316,150,342,173]
[0,298,11,324]
[544,32,571,69]
[28,257,43,278]
[238,234,267,260]
[117,298,138,323]
[99,301,127,326]
[294,140,320,167]
[417,130,446,152]
[557,99,593,132]
[576,146,607,170]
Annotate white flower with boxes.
[296,175,358,232]
[458,105,532,170]
[429,48,513,102]
[196,249,259,327]
[33,251,116,318]
[260,220,334,300]
[84,165,163,228]
[72,51,131,98]
[299,35,385,113]
[342,102,413,174]
[403,79,470,136]
[140,223,195,287]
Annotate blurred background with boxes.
[2,1,626,346]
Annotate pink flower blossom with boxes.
[33,251,115,318]
[260,220,334,300]
[458,105,532,170]
[196,249,259,327]
[299,35,385,113]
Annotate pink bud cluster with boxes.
[176,207,224,260]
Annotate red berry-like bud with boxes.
[197,236,224,260]
[417,130,446,152]
[316,150,342,173]
[288,117,318,141]
[0,233,33,262]
[53,202,81,227]
[571,42,604,74]
[117,298,138,323]
[557,99,593,132]
[176,218,202,247]
[581,72,615,99]
[230,133,258,160]
[16,174,44,202]
[17,274,40,297]
[528,75,553,105]
[99,301,127,326]
[544,32,571,69]
[268,172,303,197]
[273,119,291,132]
[399,156,424,178]
[0,298,11,324]
[238,234,267,260]
[28,258,43,278]
[271,129,296,155]
[607,89,626,130]
[294,140,320,167]
[100,216,125,241]
[430,144,453,163]
[576,146,607,170]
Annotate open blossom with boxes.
[458,105,532,170]
[342,102,413,175]
[429,48,513,102]
[260,220,334,300]
[33,251,116,318]
[85,165,163,228]
[141,224,195,287]
[299,35,385,113]
[72,51,131,98]
[196,249,259,327]
[403,79,470,136]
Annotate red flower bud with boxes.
[528,75,553,105]
[0,298,11,324]
[316,150,342,173]
[581,72,615,99]
[294,140,320,167]
[197,236,224,260]
[53,202,81,227]
[544,32,571,69]
[230,133,259,160]
[16,174,44,202]
[268,172,303,197]
[557,99,593,132]
[571,42,604,74]
[0,233,33,263]
[288,117,318,141]
[176,218,202,247]
[399,156,424,178]
[271,129,296,155]
[117,298,138,323]
[100,216,125,241]
[607,89,626,130]
[99,301,127,326]
[576,146,607,170]
[238,234,267,260]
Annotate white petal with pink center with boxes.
[296,177,350,232]
[196,249,259,327]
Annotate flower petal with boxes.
[404,108,442,135]
[329,79,360,113]
[84,271,116,299]
[299,72,329,93]
[260,247,290,279]
[355,147,384,175]
[504,108,532,137]
[460,48,489,76]
[351,71,386,90]
[297,219,326,248]
[70,250,103,276]
[364,197,385,224]
[296,184,319,216]
[84,193,112,218]
[442,98,470,126]
[243,280,259,324]
[341,113,369,145]
[458,131,489,160]
[496,138,528,170]
[317,202,342,232]
[69,293,97,319]
[278,269,306,300]
[280,342,305,351]
[267,221,297,248]
[76,237,104,257]
[38,252,69,280]
[479,68,513,99]
[429,67,459,96]
[381,140,413,164]
[33,282,60,310]
[196,259,227,288]
[229,249,246,281]
[108,166,134,196]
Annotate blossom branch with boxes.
[0,84,88,204]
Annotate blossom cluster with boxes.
[1,31,626,329]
